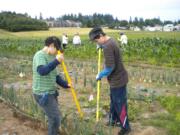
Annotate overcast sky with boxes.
[0,0,180,21]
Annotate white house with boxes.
[163,24,174,32]
[130,26,141,31]
[144,25,163,31]
[114,26,128,30]
[134,26,141,31]
[144,26,155,31]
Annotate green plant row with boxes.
[0,37,179,67]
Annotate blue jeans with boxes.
[34,93,60,135]
[109,85,130,130]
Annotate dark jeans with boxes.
[109,85,130,130]
[34,93,60,135]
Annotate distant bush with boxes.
[0,11,48,32]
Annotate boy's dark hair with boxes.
[89,27,106,41]
[120,32,124,35]
[45,36,62,50]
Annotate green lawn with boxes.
[1,28,180,40]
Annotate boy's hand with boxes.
[67,83,72,88]
[96,74,101,81]
[56,54,64,62]
[96,44,102,50]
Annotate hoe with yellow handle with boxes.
[57,51,83,118]
[96,48,102,122]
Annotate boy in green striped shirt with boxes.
[32,36,70,135]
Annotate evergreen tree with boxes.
[0,11,48,32]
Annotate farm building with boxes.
[114,26,128,30]
[45,20,82,27]
[129,26,141,31]
[163,24,174,31]
[134,26,141,31]
[144,25,163,31]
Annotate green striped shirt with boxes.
[32,50,57,94]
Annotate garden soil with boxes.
[0,91,167,135]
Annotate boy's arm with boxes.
[37,59,60,76]
[96,66,114,80]
[56,75,70,88]
[96,44,115,80]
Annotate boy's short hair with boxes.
[120,32,124,35]
[89,27,106,41]
[45,36,62,50]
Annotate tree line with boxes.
[56,13,180,28]
[1,11,179,32]
[0,11,48,32]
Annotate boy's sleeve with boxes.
[103,45,115,68]
[37,59,60,76]
[96,66,114,80]
[56,75,70,88]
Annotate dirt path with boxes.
[0,101,47,135]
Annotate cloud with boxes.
[0,0,179,21]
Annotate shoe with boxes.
[118,128,131,135]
